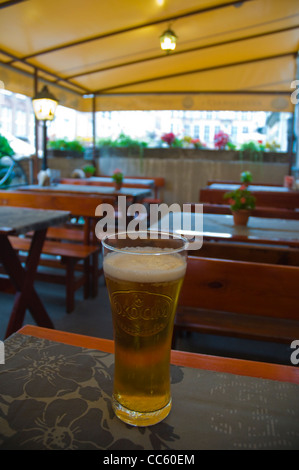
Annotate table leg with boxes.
[0,230,54,338]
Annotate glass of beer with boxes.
[102,231,188,427]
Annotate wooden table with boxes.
[152,211,299,248]
[0,325,298,451]
[20,184,152,203]
[0,206,69,338]
[82,176,155,188]
[202,213,299,247]
[208,183,291,193]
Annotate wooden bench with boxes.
[0,190,117,312]
[173,256,299,348]
[127,176,165,203]
[196,240,299,266]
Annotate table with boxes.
[151,211,299,248]
[0,206,69,338]
[203,213,299,247]
[0,325,298,450]
[20,184,152,203]
[88,176,155,188]
[208,183,290,193]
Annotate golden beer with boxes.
[102,236,187,426]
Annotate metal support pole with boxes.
[42,121,47,171]
[33,69,39,181]
[92,94,97,171]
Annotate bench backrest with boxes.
[197,202,299,220]
[179,256,299,321]
[0,190,117,218]
[199,188,299,210]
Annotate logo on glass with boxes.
[111,290,173,336]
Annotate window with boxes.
[193,125,200,138]
[15,109,27,137]
[242,127,248,133]
[184,125,190,135]
[0,106,12,133]
[232,126,238,137]
[204,125,210,142]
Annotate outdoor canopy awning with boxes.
[0,0,299,112]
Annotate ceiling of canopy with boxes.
[0,0,299,112]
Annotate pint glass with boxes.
[102,231,188,426]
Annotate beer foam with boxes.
[103,247,186,283]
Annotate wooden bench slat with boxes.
[9,236,99,258]
[173,256,299,349]
[175,306,299,343]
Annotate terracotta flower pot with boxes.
[114,181,122,190]
[232,210,251,226]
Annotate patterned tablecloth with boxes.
[0,333,298,450]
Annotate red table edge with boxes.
[17,325,299,385]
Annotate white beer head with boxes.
[103,247,186,283]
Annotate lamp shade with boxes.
[160,29,177,52]
[32,85,58,121]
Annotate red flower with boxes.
[161,132,176,146]
[214,130,230,149]
[240,197,246,204]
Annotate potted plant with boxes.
[191,138,206,149]
[82,165,96,177]
[161,132,183,148]
[214,130,230,150]
[112,168,124,190]
[240,170,253,186]
[223,185,256,226]
[47,138,85,158]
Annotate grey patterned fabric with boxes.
[0,333,298,450]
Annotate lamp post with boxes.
[32,85,58,171]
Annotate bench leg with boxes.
[65,258,76,314]
[83,258,90,299]
[91,252,99,297]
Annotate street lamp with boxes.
[32,85,58,171]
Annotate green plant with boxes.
[191,138,206,149]
[239,141,263,161]
[224,185,256,212]
[160,132,183,148]
[240,171,252,183]
[48,138,84,153]
[265,140,280,152]
[227,141,237,151]
[82,165,96,176]
[97,137,117,147]
[0,134,14,158]
[115,133,147,150]
[112,168,123,184]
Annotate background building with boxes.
[0,89,293,154]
